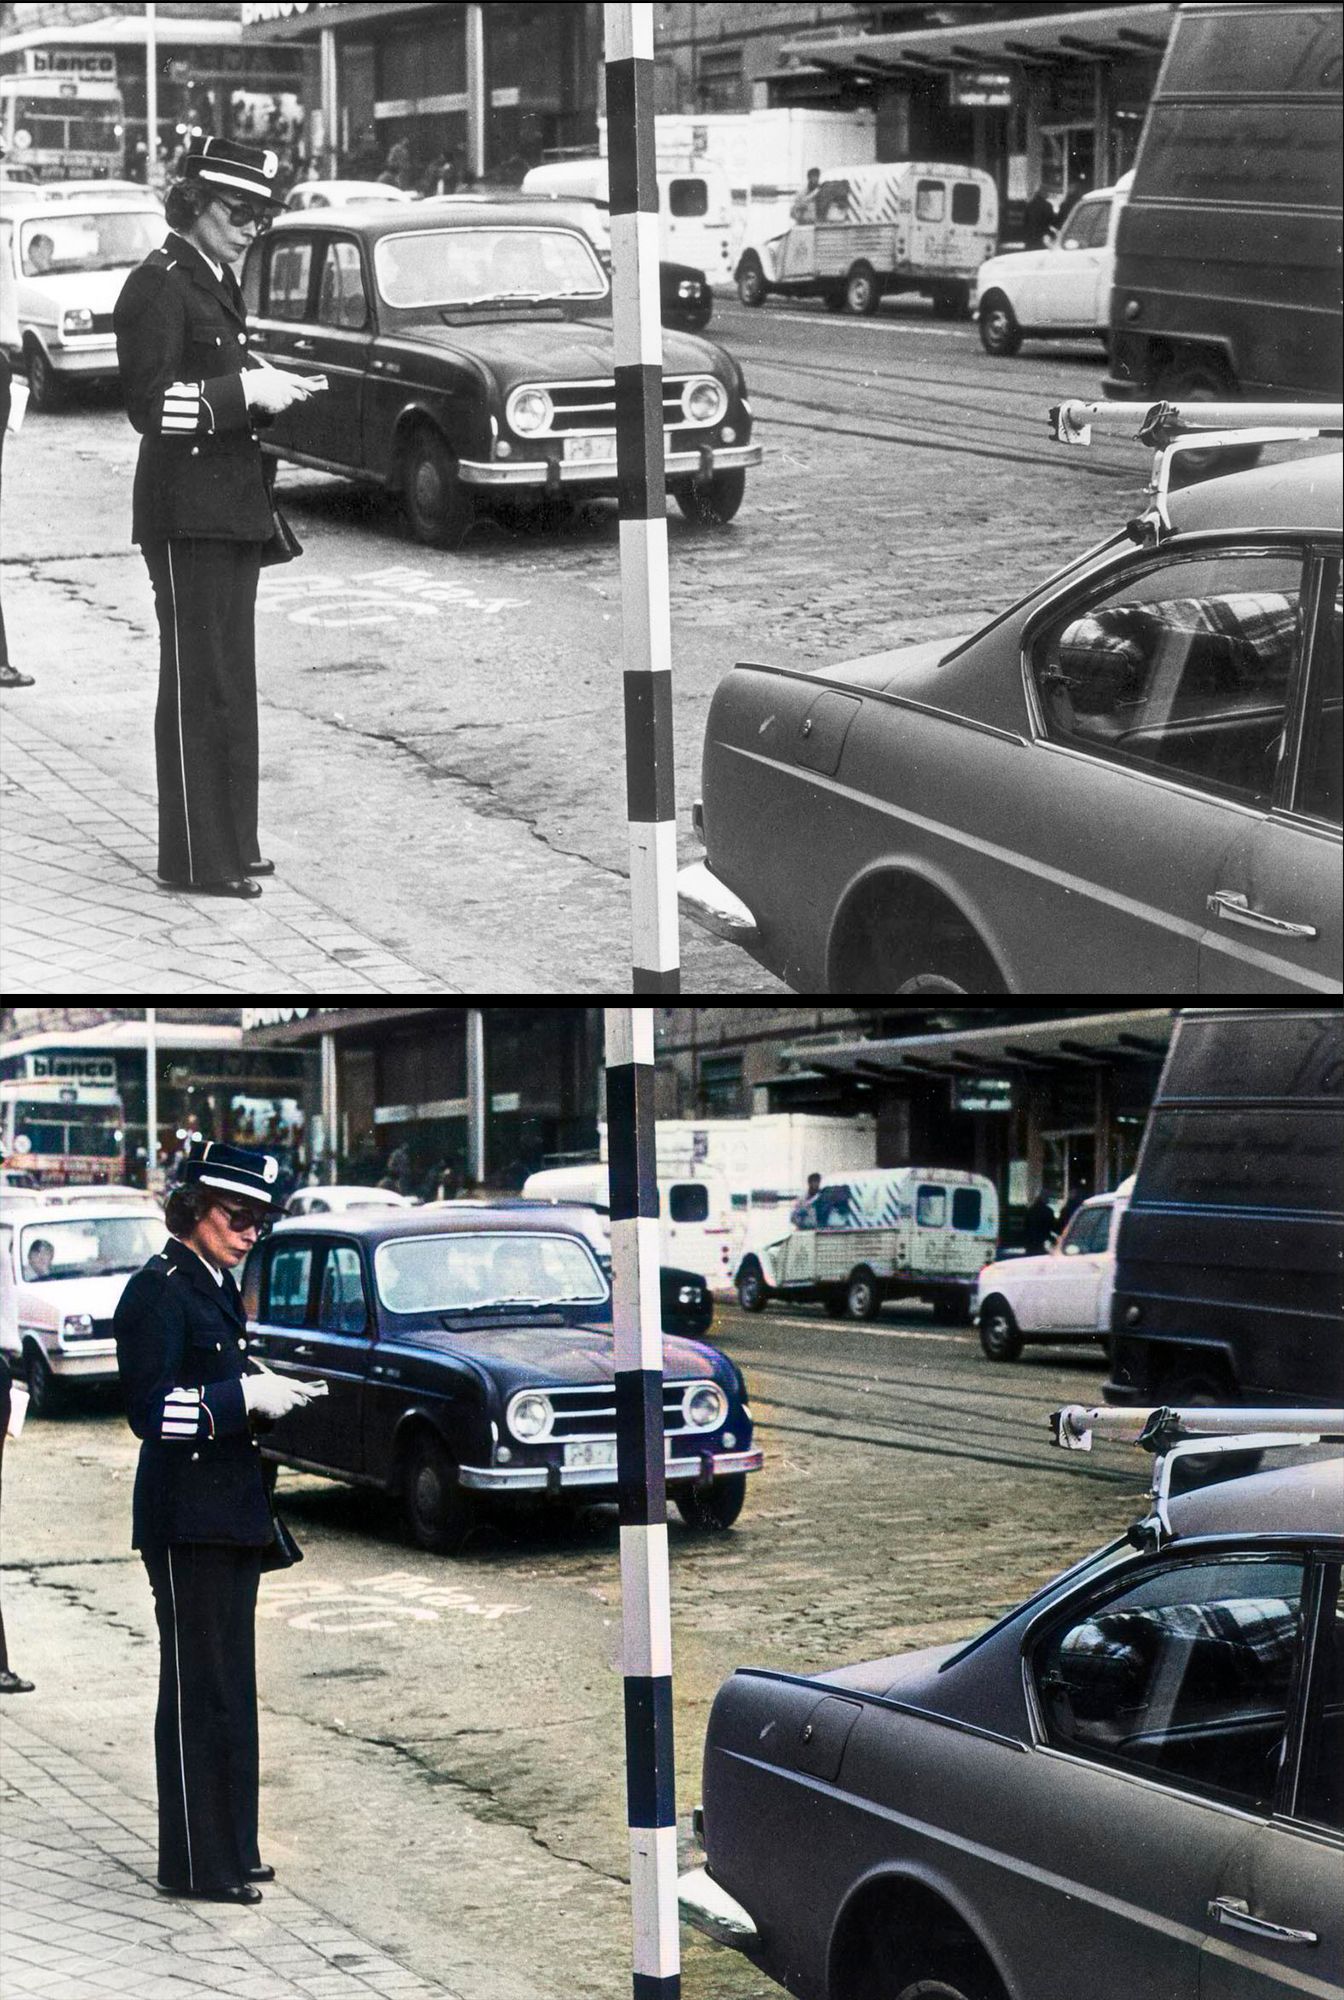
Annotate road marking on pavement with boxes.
[257,1568,528,1632]
[258,564,529,626]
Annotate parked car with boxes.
[241,202,761,546]
[241,1207,759,1552]
[25,179,163,207]
[974,1177,1133,1361]
[523,1163,738,1295]
[0,194,166,408]
[285,179,417,210]
[284,1184,416,1218]
[679,441,1342,994]
[1109,1006,1344,1409]
[0,1200,165,1415]
[974,175,1129,357]
[521,156,734,296]
[682,1435,1344,2000]
[735,1168,998,1323]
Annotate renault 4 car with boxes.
[1,193,166,409]
[0,1199,166,1415]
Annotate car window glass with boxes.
[374,1231,606,1312]
[951,1187,982,1232]
[917,1186,947,1228]
[814,1184,852,1228]
[1296,556,1341,825]
[373,226,606,307]
[916,180,945,222]
[19,1215,162,1279]
[1062,200,1108,249]
[316,239,368,330]
[266,1243,313,1325]
[19,209,160,274]
[668,178,708,218]
[668,1183,709,1224]
[1297,1562,1342,1831]
[1061,1205,1110,1254]
[1034,1556,1305,1809]
[1031,552,1304,803]
[950,182,981,226]
[267,237,314,320]
[317,1244,367,1335]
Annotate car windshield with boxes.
[373,225,608,308]
[20,1214,163,1281]
[374,1230,608,1313]
[19,209,161,275]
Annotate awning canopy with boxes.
[782,1008,1175,1082]
[779,3,1172,79]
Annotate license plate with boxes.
[565,1439,618,1470]
[564,435,617,463]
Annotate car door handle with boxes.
[292,1343,316,1360]
[1208,1898,1318,1945]
[291,338,316,355]
[370,1363,401,1380]
[1206,890,1317,938]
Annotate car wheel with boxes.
[676,469,745,527]
[736,255,766,307]
[978,1301,1023,1362]
[845,1268,881,1320]
[893,1974,1001,2000]
[736,1260,769,1312]
[845,262,881,316]
[675,1473,746,1532]
[401,427,474,548]
[1157,1368,1262,1486]
[25,343,65,413]
[1157,362,1261,482]
[977,294,1022,357]
[401,1432,476,1553]
[24,1343,63,1417]
[932,1290,972,1325]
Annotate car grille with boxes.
[89,313,114,336]
[540,1379,712,1442]
[66,1317,114,1342]
[531,377,703,438]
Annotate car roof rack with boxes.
[1047,399,1344,545]
[1051,1403,1344,1551]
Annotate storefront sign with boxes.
[242,1007,316,1032]
[27,50,117,79]
[953,1075,1013,1114]
[241,1,313,24]
[950,71,1012,109]
[25,1055,118,1084]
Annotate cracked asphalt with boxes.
[0,301,1142,993]
[0,1302,1151,1997]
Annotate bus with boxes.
[0,50,126,182]
[0,1069,127,1185]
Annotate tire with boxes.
[24,1343,63,1417]
[893,1974,1000,2000]
[978,294,1022,358]
[676,469,745,527]
[932,1289,972,1325]
[401,427,474,548]
[675,1473,746,1531]
[401,1431,476,1553]
[736,1260,769,1313]
[845,1268,881,1321]
[978,1300,1024,1362]
[1157,363,1261,483]
[736,255,766,308]
[845,262,881,316]
[25,343,65,413]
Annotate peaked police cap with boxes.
[181,136,284,207]
[181,1137,283,1208]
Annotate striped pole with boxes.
[606,1007,680,2000]
[605,4,680,995]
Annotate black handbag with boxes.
[259,1505,304,1572]
[259,502,303,568]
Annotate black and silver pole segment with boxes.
[606,3,679,994]
[606,1007,680,2000]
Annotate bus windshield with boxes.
[13,1099,123,1159]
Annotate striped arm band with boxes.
[161,1386,204,1439]
[161,382,204,435]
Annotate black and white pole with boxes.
[605,4,680,995]
[606,1006,680,2000]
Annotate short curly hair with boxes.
[164,177,217,233]
[164,1182,219,1238]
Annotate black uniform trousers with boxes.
[142,1542,263,1891]
[142,537,263,885]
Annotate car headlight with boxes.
[506,385,554,436]
[677,279,701,299]
[683,1382,728,1430]
[677,1283,702,1306]
[507,1389,555,1442]
[61,1313,95,1339]
[62,308,95,335]
[682,376,727,426]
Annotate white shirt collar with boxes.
[197,246,224,283]
[181,1242,225,1285]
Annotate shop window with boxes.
[698,1053,743,1115]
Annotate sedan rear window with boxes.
[373,226,607,308]
[374,1231,607,1313]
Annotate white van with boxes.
[521,157,734,285]
[0,1199,165,1415]
[736,161,998,317]
[735,1167,999,1322]
[521,1164,737,1290]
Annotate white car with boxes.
[0,1201,166,1415]
[284,1184,417,1217]
[974,174,1130,358]
[972,1177,1135,1361]
[1,194,167,408]
[284,179,416,210]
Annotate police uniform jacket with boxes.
[114,231,274,545]
[114,1238,271,1552]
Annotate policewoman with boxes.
[114,1140,321,1905]
[114,138,323,898]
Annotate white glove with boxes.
[242,1370,321,1421]
[243,365,323,416]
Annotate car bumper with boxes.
[459,1445,763,1492]
[676,858,763,954]
[458,442,762,488]
[39,1338,117,1379]
[48,340,119,378]
[678,1866,761,1957]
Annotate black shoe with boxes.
[244,858,277,876]
[157,1880,263,1906]
[0,1670,34,1694]
[246,1865,276,1882]
[0,665,35,689]
[157,875,263,900]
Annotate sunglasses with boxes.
[215,198,270,231]
[214,1202,272,1237]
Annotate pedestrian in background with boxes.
[1021,184,1055,250]
[114,137,323,899]
[1021,1189,1056,1255]
[114,1138,323,1904]
[791,1171,822,1228]
[0,1351,35,1694]
[1057,1181,1090,1231]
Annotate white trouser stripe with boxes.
[165,542,194,882]
[166,1547,194,1889]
